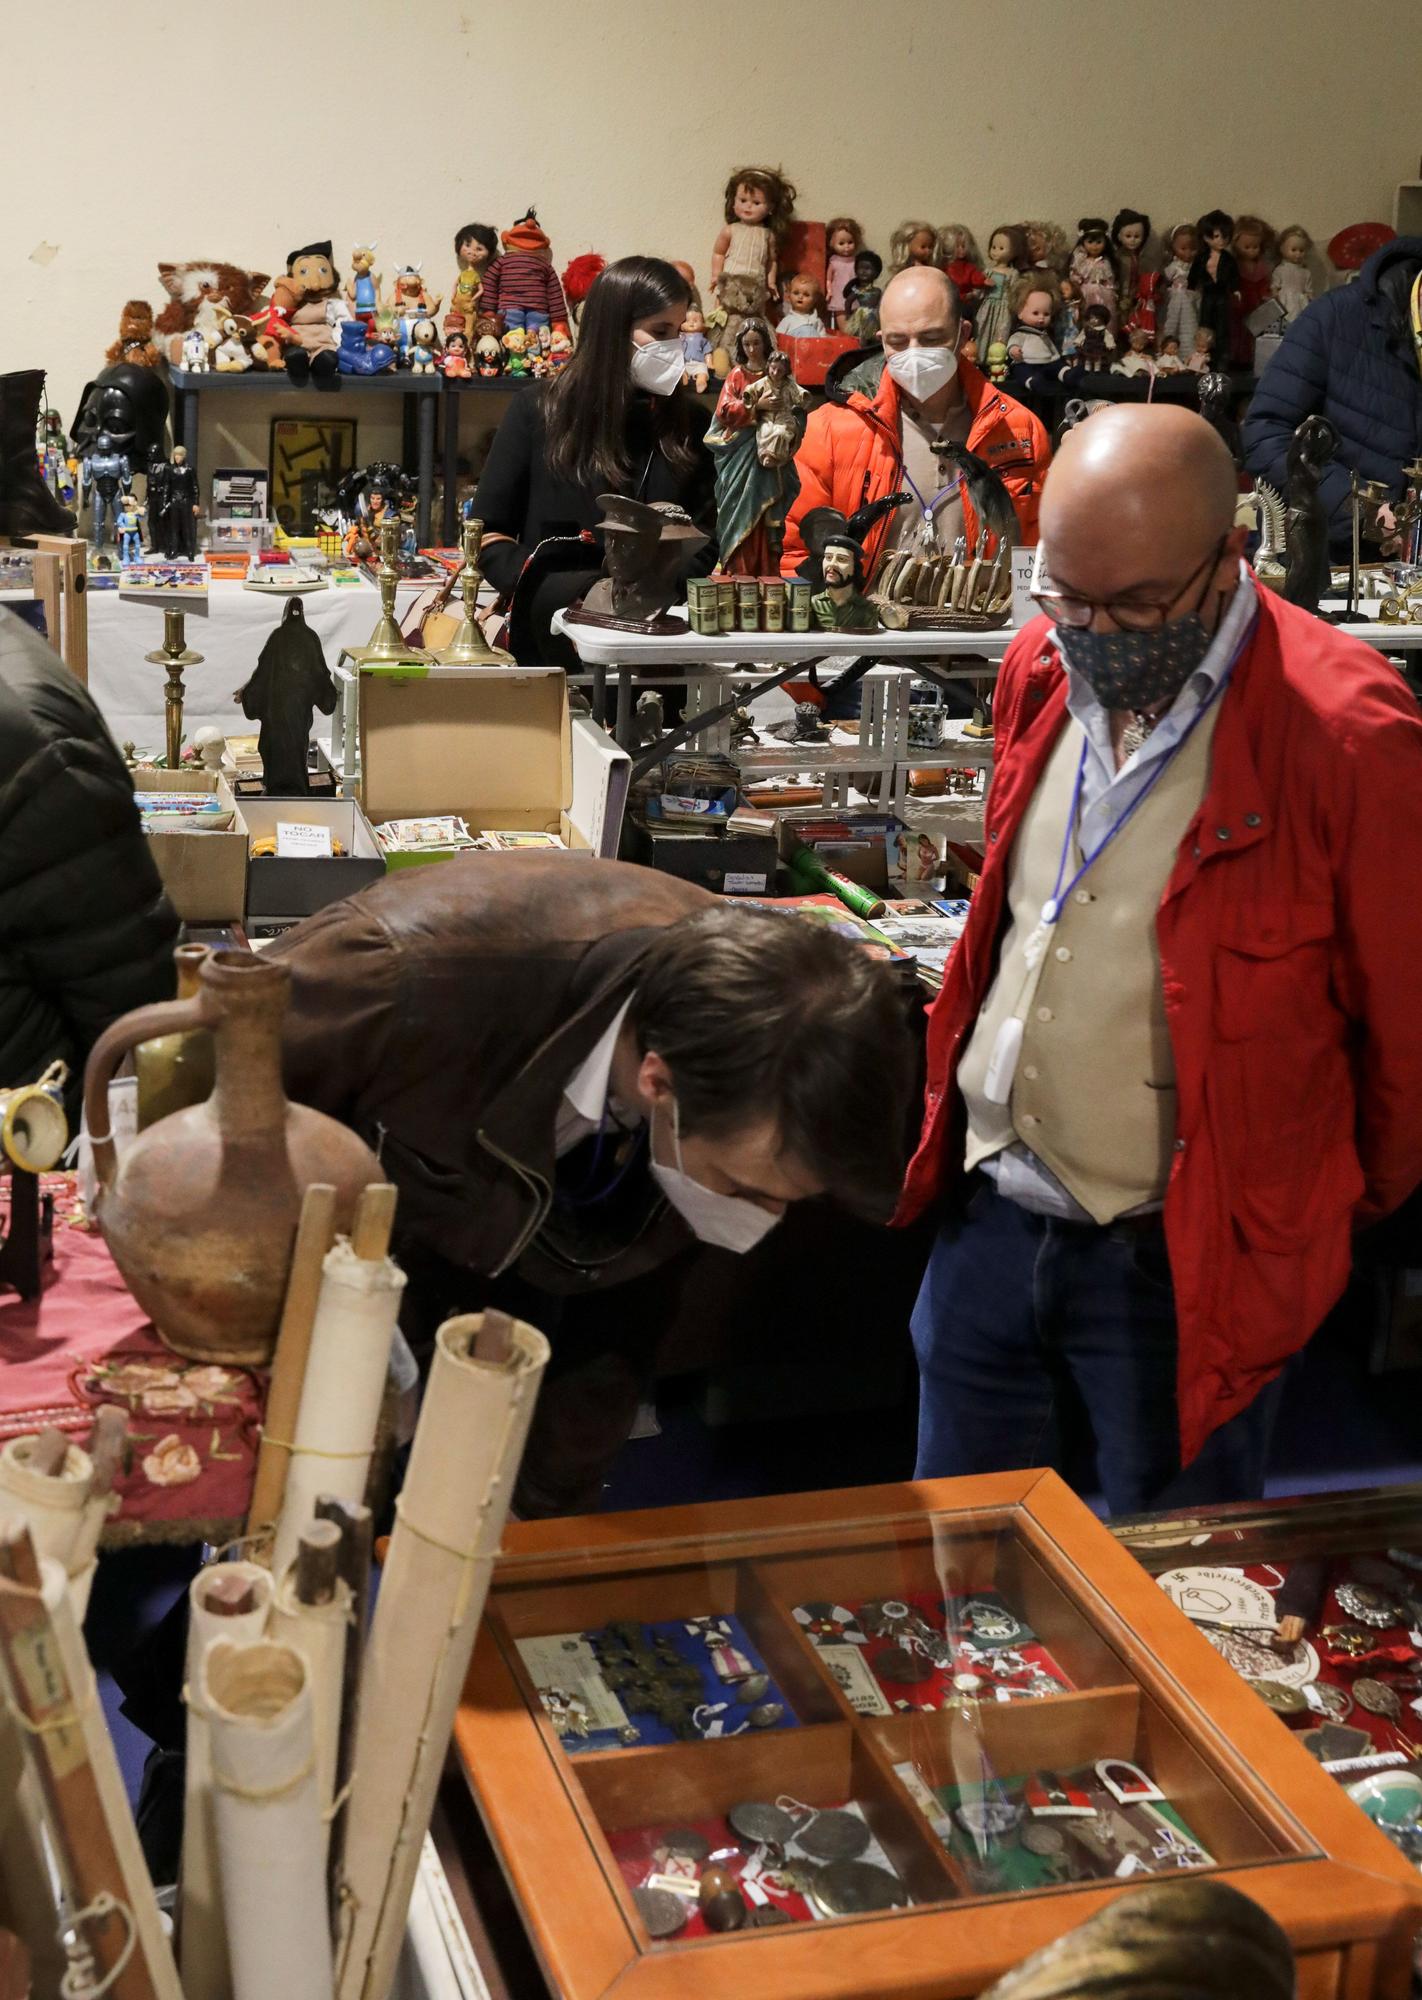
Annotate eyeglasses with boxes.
[1030,536,1227,631]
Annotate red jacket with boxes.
[896,585,1422,1463]
[781,355,1051,578]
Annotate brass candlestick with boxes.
[437,516,515,664]
[144,607,203,769]
[364,516,408,660]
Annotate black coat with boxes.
[0,612,178,1115]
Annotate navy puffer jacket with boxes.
[1241,236,1422,552]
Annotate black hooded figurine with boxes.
[238,596,337,795]
[1283,414,1340,616]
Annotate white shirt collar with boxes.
[561,999,632,1127]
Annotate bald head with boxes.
[879,265,962,340]
[1039,406,1243,613]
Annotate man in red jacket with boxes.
[782,265,1051,577]
[900,404,1422,1512]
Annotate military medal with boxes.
[1334,1581,1403,1630]
[1354,1678,1403,1719]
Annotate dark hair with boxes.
[821,534,865,589]
[628,905,913,1220]
[733,317,775,368]
[721,165,797,236]
[454,221,498,263]
[542,256,702,492]
[1196,209,1235,243]
[854,249,883,282]
[1075,216,1118,284]
[988,223,1030,270]
[1111,207,1152,248]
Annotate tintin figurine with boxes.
[1110,208,1151,321]
[824,217,864,324]
[1189,211,1239,363]
[238,595,337,795]
[777,273,828,338]
[347,244,381,319]
[1071,218,1119,330]
[711,166,797,354]
[483,210,569,337]
[975,225,1029,358]
[116,493,144,564]
[681,307,712,390]
[1272,226,1314,323]
[82,432,131,548]
[890,220,939,274]
[571,494,708,633]
[937,224,987,309]
[1159,222,1201,351]
[841,250,884,343]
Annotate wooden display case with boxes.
[452,1472,1422,1999]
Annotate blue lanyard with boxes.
[1041,619,1252,928]
[554,1113,647,1209]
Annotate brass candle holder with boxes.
[144,607,204,769]
[364,516,409,660]
[437,516,514,665]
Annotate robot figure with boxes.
[116,494,144,565]
[83,431,132,548]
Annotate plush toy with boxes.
[483,210,569,336]
[155,260,270,366]
[212,313,256,372]
[561,252,605,327]
[262,241,347,382]
[105,300,161,370]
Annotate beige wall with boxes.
[7,0,1419,454]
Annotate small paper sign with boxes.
[276,821,333,859]
[1011,547,1036,626]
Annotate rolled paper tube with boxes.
[0,1434,93,1572]
[180,1563,274,2000]
[270,1238,406,1579]
[334,1311,548,2000]
[267,1558,351,1875]
[202,1639,333,2000]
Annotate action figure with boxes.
[1283,414,1339,615]
[83,431,131,548]
[1189,211,1240,365]
[150,444,200,559]
[346,244,382,319]
[1071,218,1119,330]
[181,329,210,374]
[116,493,144,564]
[777,273,828,338]
[483,210,569,338]
[237,595,337,796]
[841,250,884,343]
[710,166,796,355]
[824,217,864,324]
[1272,227,1314,323]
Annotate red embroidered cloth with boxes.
[0,1176,263,1544]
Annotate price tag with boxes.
[276,821,334,859]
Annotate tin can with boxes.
[761,579,787,632]
[787,579,814,632]
[717,580,736,632]
[686,578,718,635]
[735,580,760,632]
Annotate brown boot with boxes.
[0,370,76,536]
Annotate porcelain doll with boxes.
[1071,218,1119,330]
[1185,326,1216,373]
[1110,209,1151,321]
[710,165,796,355]
[1079,305,1115,373]
[777,272,828,338]
[1272,227,1315,323]
[1054,274,1083,360]
[841,250,884,343]
[1189,211,1239,364]
[441,331,472,378]
[824,217,863,324]
[1007,273,1061,365]
[347,245,381,319]
[680,308,712,390]
[1159,223,1201,350]
[936,224,987,309]
[1113,327,1156,378]
[974,226,1028,363]
[1154,335,1185,375]
[1231,215,1276,361]
[889,219,939,276]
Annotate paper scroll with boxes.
[180,1562,274,2000]
[271,1239,406,1579]
[202,1638,333,2000]
[268,1554,351,1875]
[334,1312,548,2000]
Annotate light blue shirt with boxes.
[983,567,1259,1222]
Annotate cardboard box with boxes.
[628,822,779,895]
[135,770,249,923]
[242,798,386,919]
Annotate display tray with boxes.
[452,1472,1422,1999]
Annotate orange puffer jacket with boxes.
[780,354,1051,577]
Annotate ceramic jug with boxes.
[134,943,215,1130]
[84,948,383,1365]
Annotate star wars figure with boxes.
[82,431,132,548]
[116,493,144,564]
[238,596,338,795]
[151,444,201,559]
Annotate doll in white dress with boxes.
[1272,226,1315,323]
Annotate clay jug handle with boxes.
[83,992,209,1190]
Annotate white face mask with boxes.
[629,337,685,397]
[886,343,958,404]
[649,1097,783,1253]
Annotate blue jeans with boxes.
[503,308,550,333]
[910,1180,1284,1514]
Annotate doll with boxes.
[106,300,160,370]
[1071,218,1119,330]
[777,272,828,338]
[1185,326,1216,373]
[1054,274,1083,360]
[1007,273,1061,365]
[1110,209,1151,322]
[265,241,345,381]
[710,166,796,356]
[445,267,482,343]
[1079,305,1115,373]
[890,220,939,275]
[484,209,569,337]
[841,250,884,343]
[1154,335,1185,375]
[474,332,502,378]
[1231,215,1276,362]
[704,319,802,572]
[824,217,863,323]
[936,225,987,309]
[1159,222,1201,350]
[1112,327,1156,378]
[547,328,573,372]
[974,225,1029,363]
[347,245,381,319]
[743,349,810,467]
[1125,269,1161,342]
[455,222,499,285]
[441,331,472,379]
[1022,221,1070,274]
[116,493,144,565]
[1189,211,1239,364]
[1272,226,1315,323]
[680,307,712,390]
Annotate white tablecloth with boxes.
[86,579,429,750]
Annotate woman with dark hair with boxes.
[472,254,715,663]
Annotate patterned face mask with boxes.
[1054,611,1215,711]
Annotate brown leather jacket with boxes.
[269,854,713,1291]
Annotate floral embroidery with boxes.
[141,1433,202,1487]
